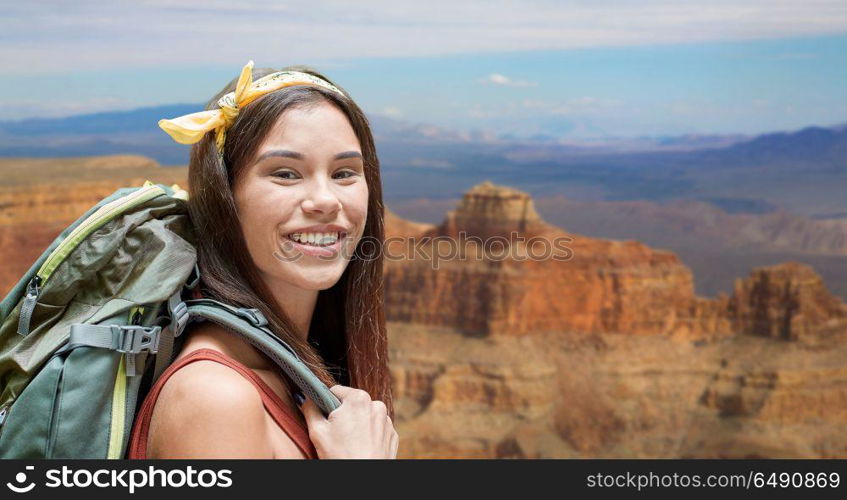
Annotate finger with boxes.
[300,397,326,429]
[328,384,356,399]
[372,400,388,416]
[389,430,399,458]
[330,385,371,404]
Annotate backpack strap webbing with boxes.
[183,298,341,417]
[67,323,162,376]
[152,292,190,384]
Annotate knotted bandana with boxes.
[158,60,345,157]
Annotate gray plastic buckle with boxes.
[112,325,161,354]
[236,308,268,328]
[170,300,189,337]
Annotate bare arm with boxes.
[146,360,303,459]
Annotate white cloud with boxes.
[479,73,538,87]
[382,106,404,117]
[1,0,846,75]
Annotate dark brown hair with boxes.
[187,65,392,416]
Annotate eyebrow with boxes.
[255,149,363,163]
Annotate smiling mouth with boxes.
[285,231,348,247]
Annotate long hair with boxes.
[186,65,392,417]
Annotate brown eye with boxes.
[333,170,357,180]
[273,170,298,180]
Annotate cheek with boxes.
[344,182,369,229]
[235,182,294,259]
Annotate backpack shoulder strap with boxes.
[183,298,341,417]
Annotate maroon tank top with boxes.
[128,348,318,459]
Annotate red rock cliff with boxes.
[385,181,733,337]
[385,181,846,342]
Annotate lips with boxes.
[286,224,348,234]
[286,231,344,247]
[283,233,346,258]
[281,224,350,257]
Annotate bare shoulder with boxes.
[178,320,264,366]
[147,358,272,458]
[179,320,236,355]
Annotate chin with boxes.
[300,280,342,292]
[293,271,346,291]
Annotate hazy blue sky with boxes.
[2,1,846,139]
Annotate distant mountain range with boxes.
[1,105,845,218]
[0,103,752,153]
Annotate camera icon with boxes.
[6,466,35,493]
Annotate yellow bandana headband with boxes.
[158,60,345,156]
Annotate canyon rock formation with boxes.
[2,158,845,458]
[384,181,846,343]
[384,180,847,458]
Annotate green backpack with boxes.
[0,181,339,458]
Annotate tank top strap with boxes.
[128,348,317,459]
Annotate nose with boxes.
[301,179,342,216]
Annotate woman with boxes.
[128,61,398,459]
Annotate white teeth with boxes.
[288,231,341,246]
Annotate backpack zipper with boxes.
[0,405,9,434]
[107,306,144,459]
[17,183,166,336]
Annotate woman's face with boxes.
[233,101,368,292]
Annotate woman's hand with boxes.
[301,385,399,459]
